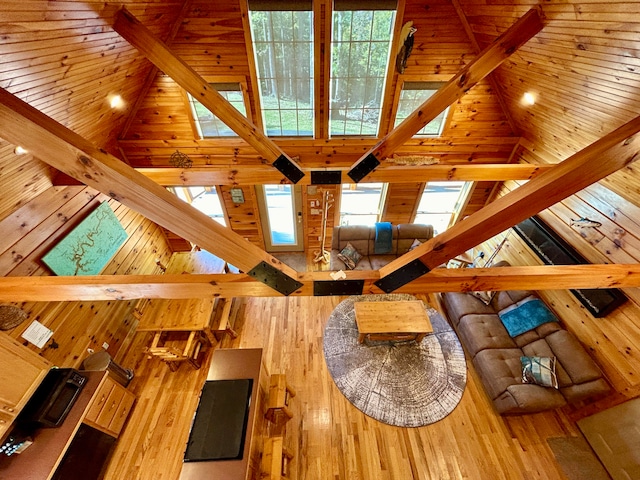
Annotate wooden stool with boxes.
[265,374,296,423]
[261,436,293,480]
[146,331,205,371]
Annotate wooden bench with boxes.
[261,436,293,480]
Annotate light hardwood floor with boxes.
[103,292,586,480]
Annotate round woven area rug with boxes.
[323,294,467,427]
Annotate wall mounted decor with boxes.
[42,202,128,276]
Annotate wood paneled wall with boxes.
[0,141,53,222]
[460,1,640,164]
[0,1,178,157]
[381,182,422,224]
[219,185,265,249]
[0,185,172,367]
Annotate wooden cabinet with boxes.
[0,332,51,440]
[84,375,136,438]
[0,371,136,480]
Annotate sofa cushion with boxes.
[457,314,517,357]
[472,348,525,400]
[491,289,537,311]
[494,384,566,414]
[546,330,606,385]
[397,224,433,253]
[332,225,372,255]
[442,292,496,327]
[512,321,563,348]
[369,255,396,270]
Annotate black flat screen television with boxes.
[183,379,253,462]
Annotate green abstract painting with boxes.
[42,202,128,276]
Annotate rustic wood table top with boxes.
[354,300,433,336]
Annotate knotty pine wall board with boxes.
[381,182,423,225]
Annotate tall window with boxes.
[330,2,396,136]
[249,1,314,136]
[339,183,387,226]
[187,83,248,138]
[414,182,466,234]
[395,82,449,136]
[170,186,226,226]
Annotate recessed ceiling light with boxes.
[523,92,536,106]
[110,95,124,109]
[14,146,27,155]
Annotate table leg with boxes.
[358,333,366,344]
[415,333,426,343]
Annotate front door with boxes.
[256,184,304,252]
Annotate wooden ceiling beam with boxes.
[112,8,304,181]
[2,264,640,302]
[377,114,640,289]
[348,8,544,181]
[0,86,298,286]
[123,164,554,186]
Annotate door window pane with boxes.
[264,185,296,245]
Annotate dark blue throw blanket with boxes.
[374,222,393,254]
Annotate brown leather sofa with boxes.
[440,263,610,414]
[329,223,433,270]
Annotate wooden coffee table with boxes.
[354,300,433,344]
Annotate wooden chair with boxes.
[261,436,293,480]
[265,374,296,423]
[146,331,205,371]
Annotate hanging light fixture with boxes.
[169,150,193,169]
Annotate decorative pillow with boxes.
[409,239,422,251]
[471,290,495,305]
[521,356,559,388]
[337,242,362,270]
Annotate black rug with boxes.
[323,294,467,427]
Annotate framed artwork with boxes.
[42,202,128,276]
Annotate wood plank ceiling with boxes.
[0,0,639,298]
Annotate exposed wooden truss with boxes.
[2,264,640,302]
[348,8,544,178]
[53,164,554,186]
[113,8,303,177]
[379,114,640,285]
[0,86,297,281]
